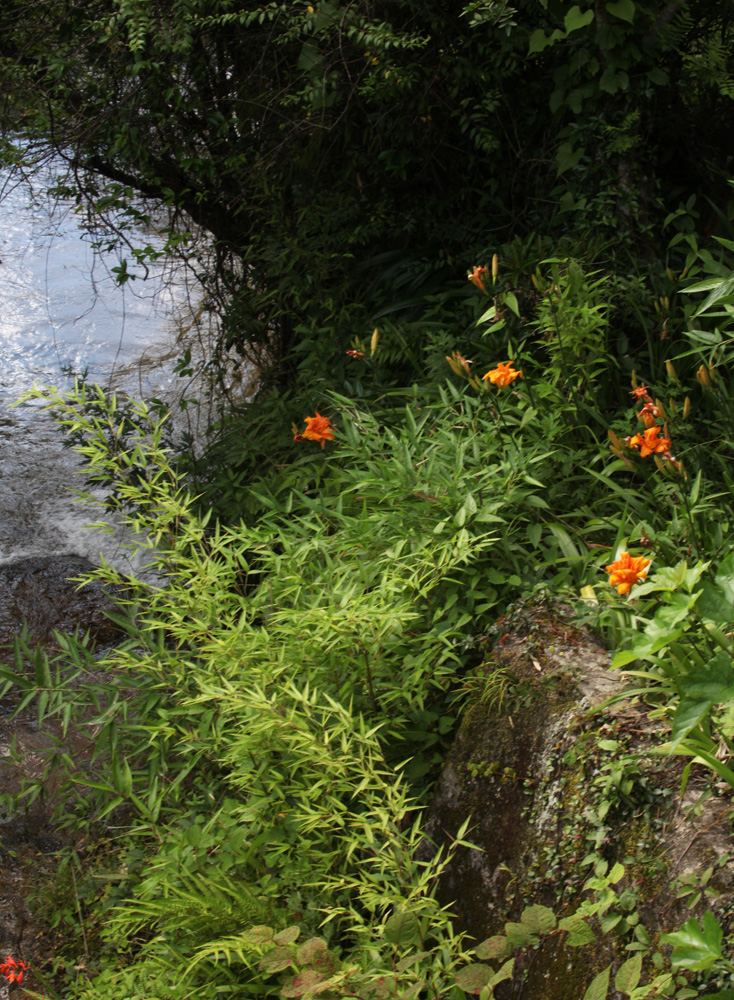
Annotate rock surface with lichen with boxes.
[424,603,734,999]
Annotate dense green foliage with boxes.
[4,259,734,995]
[1,0,734,389]
[3,0,734,997]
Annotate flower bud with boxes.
[370,328,379,357]
[683,396,691,418]
[491,253,499,283]
[665,360,679,383]
[696,363,711,387]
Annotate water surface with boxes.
[0,169,186,569]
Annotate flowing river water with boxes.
[0,171,188,570]
[0,171,197,991]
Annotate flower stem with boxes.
[677,481,701,558]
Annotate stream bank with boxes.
[0,170,195,995]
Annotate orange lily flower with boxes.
[482,360,522,387]
[606,552,651,596]
[630,385,652,401]
[468,265,489,291]
[627,426,671,457]
[637,402,661,428]
[299,411,335,448]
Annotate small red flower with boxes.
[346,349,365,359]
[0,956,29,984]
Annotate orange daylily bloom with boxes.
[0,956,29,984]
[630,385,651,401]
[627,426,671,457]
[606,552,651,596]
[482,360,522,387]
[299,411,335,448]
[346,349,365,359]
[468,265,490,291]
[637,402,661,428]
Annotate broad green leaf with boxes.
[297,938,329,964]
[670,697,717,747]
[564,5,595,32]
[608,862,625,883]
[280,970,327,997]
[528,28,549,53]
[455,963,493,994]
[274,926,301,946]
[475,936,512,962]
[185,824,202,847]
[521,904,556,936]
[661,912,723,971]
[612,630,684,668]
[644,591,699,637]
[582,965,611,1000]
[556,141,585,175]
[698,554,734,625]
[258,946,294,973]
[504,922,534,947]
[615,954,642,995]
[606,0,635,21]
[490,958,514,988]
[559,914,596,947]
[599,67,629,92]
[384,911,421,946]
[504,291,520,317]
[670,648,734,746]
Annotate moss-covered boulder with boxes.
[424,606,734,998]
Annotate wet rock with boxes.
[0,555,120,653]
[424,606,734,998]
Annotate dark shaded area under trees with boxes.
[1,0,733,394]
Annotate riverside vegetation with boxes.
[2,0,734,997]
[3,256,734,998]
